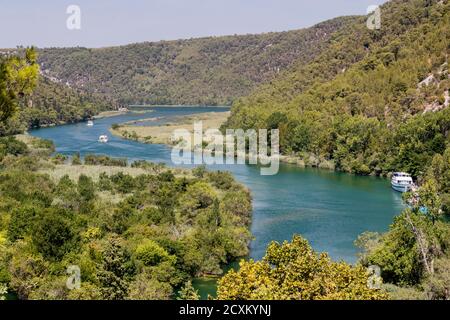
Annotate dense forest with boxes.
[0,49,255,300]
[225,0,450,178]
[1,0,450,301]
[0,136,253,299]
[0,77,116,136]
[0,50,116,135]
[37,17,356,106]
[217,0,450,300]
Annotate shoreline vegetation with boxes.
[110,112,231,145]
[92,110,131,119]
[129,105,231,108]
[0,134,254,300]
[1,0,449,300]
[109,111,338,172]
[0,134,399,300]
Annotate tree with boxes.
[0,283,7,300]
[217,235,388,300]
[180,181,217,222]
[134,239,175,267]
[98,237,133,300]
[7,203,42,241]
[0,48,39,123]
[417,179,442,223]
[31,209,78,261]
[67,283,102,300]
[423,257,450,300]
[127,272,172,300]
[177,281,200,300]
[72,152,81,165]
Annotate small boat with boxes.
[87,120,94,127]
[98,135,109,143]
[391,172,414,193]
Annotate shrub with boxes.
[84,154,127,167]
[72,152,82,165]
[31,138,54,151]
[135,240,174,267]
[0,137,28,159]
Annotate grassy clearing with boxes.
[110,111,230,145]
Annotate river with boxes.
[30,106,405,298]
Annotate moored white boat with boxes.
[87,120,94,126]
[98,135,109,143]
[391,172,414,193]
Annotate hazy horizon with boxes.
[0,0,388,49]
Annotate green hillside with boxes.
[225,0,450,177]
[37,17,356,106]
[0,75,117,135]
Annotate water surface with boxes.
[30,106,405,297]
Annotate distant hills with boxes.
[37,17,356,106]
[224,0,450,176]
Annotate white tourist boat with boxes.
[87,120,94,126]
[98,135,109,143]
[391,172,414,193]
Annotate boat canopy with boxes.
[393,172,411,177]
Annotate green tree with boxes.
[417,179,443,223]
[0,283,7,300]
[72,152,82,165]
[422,257,450,300]
[0,48,39,123]
[180,181,217,222]
[177,281,200,300]
[127,271,172,300]
[31,209,78,261]
[8,203,42,241]
[78,174,95,202]
[98,237,132,300]
[134,240,175,267]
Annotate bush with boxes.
[207,171,235,190]
[72,152,82,165]
[31,210,79,261]
[0,137,28,159]
[31,138,54,151]
[84,154,127,167]
[192,165,207,178]
[78,174,96,202]
[135,240,174,267]
[52,153,67,164]
[110,172,136,193]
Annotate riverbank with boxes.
[109,111,230,145]
[1,134,254,300]
[30,105,404,266]
[93,110,131,119]
[108,111,337,171]
[129,105,231,108]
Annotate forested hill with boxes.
[25,76,116,128]
[37,17,356,106]
[1,48,117,133]
[0,74,116,135]
[225,0,450,177]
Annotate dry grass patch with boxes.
[110,111,230,145]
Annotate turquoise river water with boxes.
[30,106,405,298]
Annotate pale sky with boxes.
[0,0,388,48]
